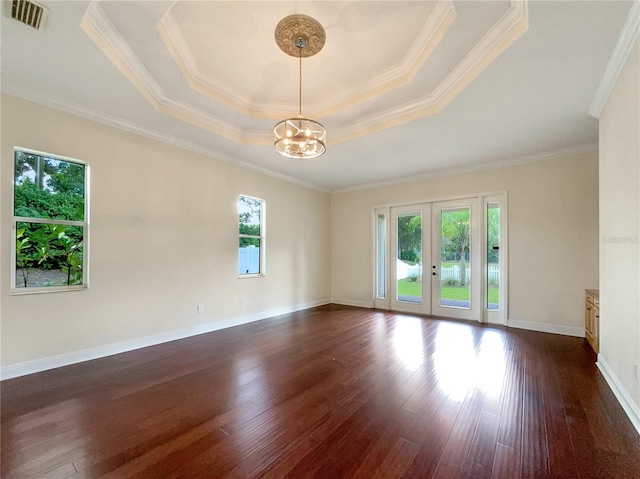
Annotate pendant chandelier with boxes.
[273,14,327,159]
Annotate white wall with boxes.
[0,94,331,373]
[598,38,640,427]
[331,150,599,333]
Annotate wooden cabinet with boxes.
[585,289,599,353]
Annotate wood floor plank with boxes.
[492,443,522,479]
[401,394,464,479]
[432,388,484,478]
[2,305,639,479]
[553,342,607,479]
[539,337,581,479]
[521,346,550,479]
[461,411,500,479]
[373,437,419,478]
[351,420,403,478]
[497,346,524,451]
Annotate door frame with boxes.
[373,207,390,310]
[482,193,508,325]
[372,192,508,324]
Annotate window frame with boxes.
[238,194,265,278]
[481,193,508,325]
[11,147,90,294]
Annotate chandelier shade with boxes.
[274,116,326,159]
[273,14,327,160]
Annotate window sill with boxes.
[238,274,265,279]
[10,285,88,295]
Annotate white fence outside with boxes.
[439,264,500,284]
[397,260,499,284]
[396,259,421,280]
[487,264,500,284]
[238,246,260,274]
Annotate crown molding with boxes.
[332,142,598,193]
[158,11,283,120]
[81,2,161,106]
[400,1,456,82]
[0,88,597,197]
[1,89,329,193]
[81,1,270,146]
[333,0,529,144]
[312,1,457,118]
[589,0,640,119]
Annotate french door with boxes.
[431,198,480,321]
[376,195,504,323]
[389,204,431,315]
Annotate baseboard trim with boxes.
[507,318,584,338]
[326,304,584,338]
[1,298,330,380]
[330,298,374,308]
[596,356,640,436]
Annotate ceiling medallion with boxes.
[274,14,326,58]
[273,14,327,159]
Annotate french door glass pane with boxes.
[487,203,500,310]
[397,213,422,303]
[440,207,470,309]
[376,214,386,299]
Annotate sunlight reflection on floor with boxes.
[431,322,507,401]
[392,316,425,371]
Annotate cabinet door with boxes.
[593,305,599,351]
[585,300,593,336]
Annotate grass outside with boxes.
[441,262,460,268]
[397,278,499,303]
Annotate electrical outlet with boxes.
[634,363,638,380]
[196,304,203,314]
[239,299,243,307]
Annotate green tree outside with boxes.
[14,151,85,287]
[238,196,261,247]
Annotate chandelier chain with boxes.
[298,47,302,117]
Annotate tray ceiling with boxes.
[82,0,527,145]
[1,1,634,190]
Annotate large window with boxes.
[12,148,89,292]
[238,195,264,276]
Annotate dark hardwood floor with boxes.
[2,304,639,478]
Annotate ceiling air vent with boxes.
[10,0,48,30]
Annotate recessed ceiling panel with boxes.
[167,1,438,108]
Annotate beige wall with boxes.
[598,38,640,412]
[0,94,331,369]
[331,150,599,331]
